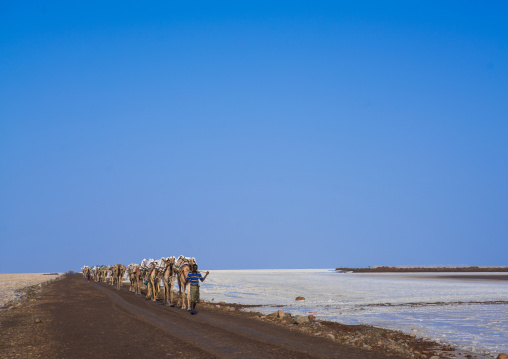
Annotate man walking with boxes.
[185,264,209,315]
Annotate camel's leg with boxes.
[145,281,151,299]
[147,278,155,300]
[181,281,189,311]
[178,276,186,310]
[163,282,169,306]
[151,278,157,301]
[169,280,174,306]
[166,281,171,306]
[181,286,186,310]
[161,280,165,305]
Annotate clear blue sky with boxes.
[1,1,507,272]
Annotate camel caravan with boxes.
[81,255,199,309]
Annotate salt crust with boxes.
[0,273,63,307]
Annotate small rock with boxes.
[363,344,372,350]
[216,305,221,308]
[34,318,41,323]
[410,333,417,338]
[497,354,508,359]
[277,309,285,318]
[326,333,335,340]
[429,356,439,359]
[295,296,305,301]
[308,314,315,321]
[294,315,310,325]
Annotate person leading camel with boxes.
[185,264,209,315]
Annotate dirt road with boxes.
[1,274,408,358]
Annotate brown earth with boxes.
[0,274,488,359]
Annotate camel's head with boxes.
[163,256,176,265]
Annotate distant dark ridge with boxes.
[335,266,508,273]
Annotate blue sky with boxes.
[1,1,507,272]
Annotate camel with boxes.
[127,263,141,294]
[138,261,148,291]
[148,259,165,302]
[120,264,127,289]
[100,265,108,282]
[93,266,101,282]
[81,266,91,279]
[113,264,126,290]
[175,255,197,310]
[93,266,103,282]
[139,259,150,296]
[108,265,116,285]
[82,266,94,281]
[144,261,158,300]
[160,257,176,306]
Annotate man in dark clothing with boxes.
[185,264,209,315]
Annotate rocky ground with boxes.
[0,273,62,307]
[200,302,492,359]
